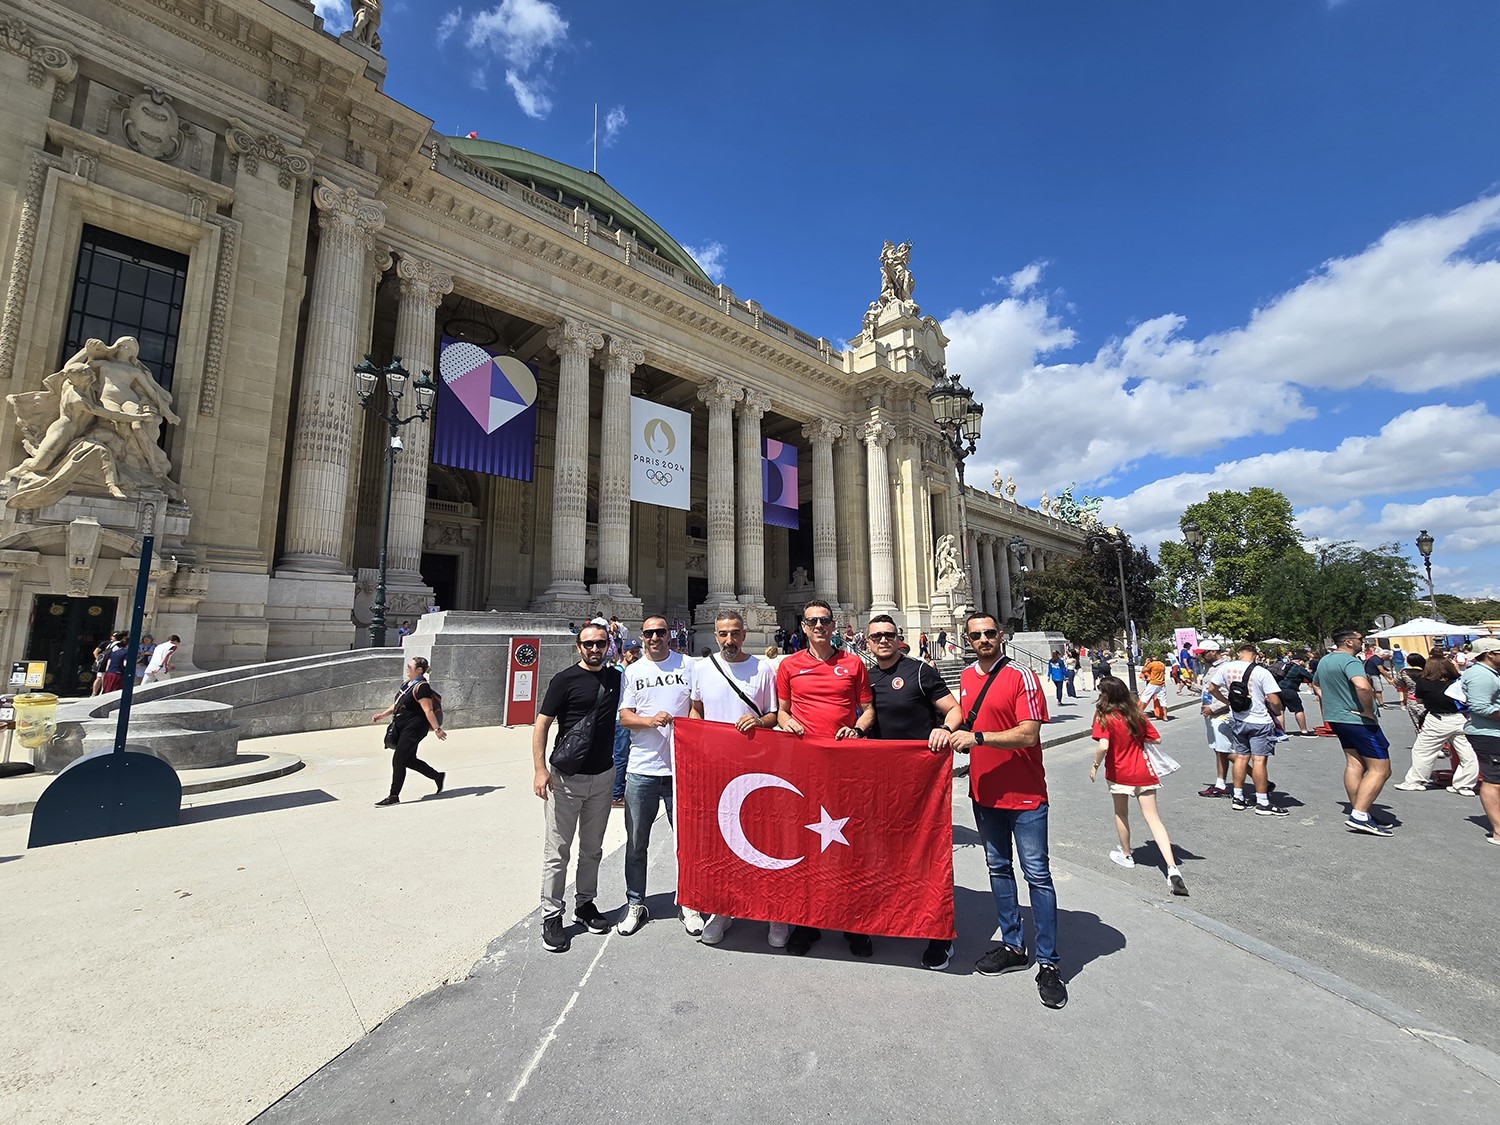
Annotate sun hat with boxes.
[1471,637,1500,656]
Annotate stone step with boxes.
[0,751,304,817]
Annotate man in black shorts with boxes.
[864,614,964,969]
[1276,652,1316,736]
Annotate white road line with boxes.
[507,930,613,1104]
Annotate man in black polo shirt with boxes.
[532,622,622,954]
[864,614,964,970]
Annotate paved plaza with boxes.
[4,699,1498,1124]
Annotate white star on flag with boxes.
[804,806,850,852]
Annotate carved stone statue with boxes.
[879,240,914,306]
[4,337,182,509]
[788,565,813,590]
[1004,475,1016,501]
[351,0,382,50]
[1039,489,1051,516]
[934,533,963,593]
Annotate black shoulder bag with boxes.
[708,654,767,718]
[551,676,609,774]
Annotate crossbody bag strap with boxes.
[710,654,765,717]
[963,656,1009,730]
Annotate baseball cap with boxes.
[1198,641,1223,652]
[624,639,642,652]
[1471,637,1500,655]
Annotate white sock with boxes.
[1215,776,1227,788]
[1351,809,1370,821]
[1233,787,1244,800]
[1257,792,1270,807]
[1167,865,1181,878]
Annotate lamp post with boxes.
[1009,535,1029,631]
[927,368,984,618]
[1087,525,1138,693]
[354,354,437,648]
[1181,518,1208,634]
[1415,529,1439,617]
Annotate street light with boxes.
[1087,525,1138,693]
[1415,529,1440,617]
[1181,518,1208,634]
[1009,535,1029,631]
[927,368,984,617]
[354,354,437,647]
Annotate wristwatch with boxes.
[975,731,986,746]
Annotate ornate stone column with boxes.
[968,531,983,618]
[837,426,869,612]
[386,255,453,579]
[980,535,998,619]
[802,419,841,607]
[698,377,739,607]
[998,535,1014,623]
[541,316,603,600]
[599,334,644,595]
[863,420,898,617]
[736,390,771,603]
[280,179,386,571]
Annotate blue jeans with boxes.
[972,802,1059,966]
[624,772,674,904]
[612,723,630,799]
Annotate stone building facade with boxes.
[0,0,1085,693]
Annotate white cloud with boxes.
[1004,261,1045,295]
[603,105,627,146]
[440,0,569,119]
[311,0,352,34]
[684,241,728,283]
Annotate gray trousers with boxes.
[540,767,614,917]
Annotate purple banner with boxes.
[433,337,537,481]
[763,437,799,529]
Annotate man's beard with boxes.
[719,642,740,658]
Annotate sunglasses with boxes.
[579,639,609,649]
[968,629,1000,640]
[641,628,668,638]
[804,616,833,627]
[867,631,898,642]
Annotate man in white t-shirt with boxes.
[142,634,179,684]
[616,615,693,938]
[688,608,780,947]
[1206,642,1286,816]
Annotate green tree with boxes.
[1158,488,1302,607]
[1258,543,1419,645]
[1431,593,1500,625]
[1026,537,1159,647]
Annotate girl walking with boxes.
[1089,676,1189,896]
[1395,655,1480,796]
[1047,651,1068,704]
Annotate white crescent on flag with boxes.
[717,773,804,870]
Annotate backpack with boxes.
[1226,663,1260,713]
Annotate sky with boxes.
[312,0,1500,600]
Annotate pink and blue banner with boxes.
[763,438,799,529]
[434,337,537,481]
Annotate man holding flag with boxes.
[950,612,1068,1009]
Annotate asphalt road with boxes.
[1040,692,1500,1056]
[258,697,1500,1124]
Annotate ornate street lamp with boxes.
[1415,529,1440,617]
[1087,525,1138,693]
[928,369,984,616]
[1181,518,1208,634]
[1009,535,1030,631]
[354,355,437,647]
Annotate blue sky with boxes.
[315,1,1500,599]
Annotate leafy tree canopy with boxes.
[1158,488,1301,603]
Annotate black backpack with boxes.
[1226,663,1260,712]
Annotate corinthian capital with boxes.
[696,376,740,410]
[862,419,894,448]
[396,254,455,309]
[547,316,604,361]
[738,389,772,420]
[313,177,385,238]
[605,334,646,374]
[801,418,843,446]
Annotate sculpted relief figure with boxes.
[934,533,962,592]
[351,0,383,50]
[1004,474,1016,501]
[879,240,914,306]
[1039,489,1051,515]
[991,469,1003,494]
[4,337,183,510]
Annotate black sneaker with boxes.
[1036,963,1069,1009]
[541,913,569,952]
[921,939,952,970]
[1168,872,1189,896]
[845,931,874,957]
[375,796,398,807]
[786,925,822,956]
[975,943,1030,975]
[574,901,610,934]
[434,772,446,796]
[1254,803,1289,817]
[1230,796,1251,810]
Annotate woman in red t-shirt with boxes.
[1089,677,1188,896]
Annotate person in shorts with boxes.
[1458,637,1500,845]
[1314,628,1395,836]
[1276,652,1315,736]
[1196,643,1236,797]
[1205,642,1287,816]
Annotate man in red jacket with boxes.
[950,612,1067,1009]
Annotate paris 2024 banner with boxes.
[674,720,955,939]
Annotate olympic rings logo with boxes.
[646,469,674,485]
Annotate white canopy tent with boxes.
[1368,617,1496,639]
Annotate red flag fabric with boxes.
[674,719,955,940]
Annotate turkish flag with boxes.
[674,720,955,940]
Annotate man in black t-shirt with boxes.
[532,623,622,953]
[864,614,963,971]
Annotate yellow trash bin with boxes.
[12,691,59,750]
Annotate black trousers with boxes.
[388,723,440,798]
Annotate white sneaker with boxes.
[1109,847,1136,868]
[1449,785,1478,798]
[1393,781,1429,791]
[767,922,792,948]
[699,914,733,945]
[680,908,705,936]
[616,903,648,936]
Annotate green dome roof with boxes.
[449,138,713,287]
